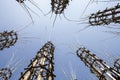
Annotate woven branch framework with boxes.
[0,31,18,50]
[0,68,12,80]
[89,3,120,26]
[76,47,120,80]
[51,0,69,14]
[19,41,55,80]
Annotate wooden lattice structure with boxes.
[76,47,120,80]
[0,68,12,80]
[89,3,120,26]
[0,30,18,50]
[19,41,55,80]
[51,0,70,14]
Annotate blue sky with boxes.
[0,0,120,80]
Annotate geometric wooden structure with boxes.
[19,41,55,80]
[51,0,70,14]
[76,47,120,80]
[0,68,12,80]
[89,3,120,26]
[0,30,18,50]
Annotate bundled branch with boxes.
[19,41,55,80]
[89,3,120,26]
[76,47,120,80]
[16,0,45,23]
[51,0,70,14]
[0,68,12,80]
[0,31,18,50]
